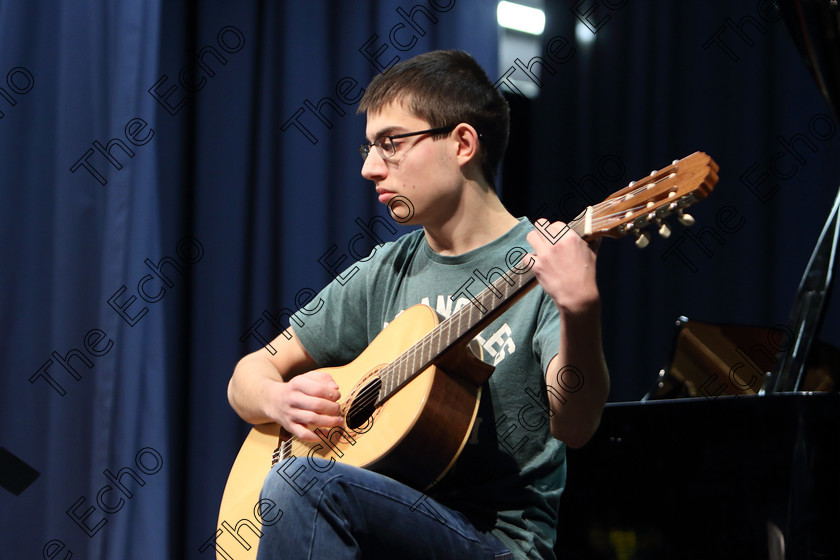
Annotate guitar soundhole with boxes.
[345,377,382,432]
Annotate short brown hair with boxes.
[358,50,510,185]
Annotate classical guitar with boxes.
[213,152,719,560]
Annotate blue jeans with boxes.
[256,458,514,559]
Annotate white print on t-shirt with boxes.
[383,295,517,368]
[474,323,515,366]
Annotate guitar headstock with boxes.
[575,152,719,247]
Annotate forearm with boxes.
[545,301,610,448]
[227,327,331,438]
[227,352,287,425]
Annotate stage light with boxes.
[575,20,596,45]
[497,1,545,35]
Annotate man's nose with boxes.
[361,149,388,181]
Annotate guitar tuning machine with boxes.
[634,229,651,249]
[666,201,695,227]
[676,210,695,226]
[645,209,672,239]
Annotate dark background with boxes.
[1,0,838,558]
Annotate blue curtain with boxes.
[1,0,171,558]
[0,1,496,558]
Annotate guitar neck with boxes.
[273,152,718,468]
[377,216,593,403]
[430,215,594,348]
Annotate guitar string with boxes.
[280,166,691,459]
[280,270,530,460]
[587,177,676,214]
[337,268,523,413]
[279,197,657,461]
[317,172,687,422]
[279,320,456,459]
[279,185,665,459]
[280,310,452,457]
[577,177,692,229]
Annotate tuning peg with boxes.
[634,230,651,249]
[677,211,695,226]
[647,213,672,238]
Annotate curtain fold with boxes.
[2,0,168,558]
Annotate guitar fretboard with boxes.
[274,152,718,464]
[375,218,590,404]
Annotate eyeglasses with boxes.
[359,125,457,161]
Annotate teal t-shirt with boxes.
[292,217,566,560]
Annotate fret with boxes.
[375,263,539,404]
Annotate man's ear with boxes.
[453,123,481,167]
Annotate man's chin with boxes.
[385,197,416,225]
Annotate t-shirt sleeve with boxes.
[289,249,378,367]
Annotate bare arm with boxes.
[227,327,345,442]
[526,220,610,448]
[544,306,609,448]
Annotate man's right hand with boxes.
[228,327,338,434]
[265,370,344,442]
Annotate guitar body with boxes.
[216,304,492,560]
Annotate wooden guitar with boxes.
[213,152,719,560]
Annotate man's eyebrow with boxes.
[366,126,403,143]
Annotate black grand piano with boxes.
[554,3,840,558]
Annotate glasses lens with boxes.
[377,137,396,159]
[359,144,370,160]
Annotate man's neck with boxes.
[422,184,519,256]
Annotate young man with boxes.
[228,50,609,559]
